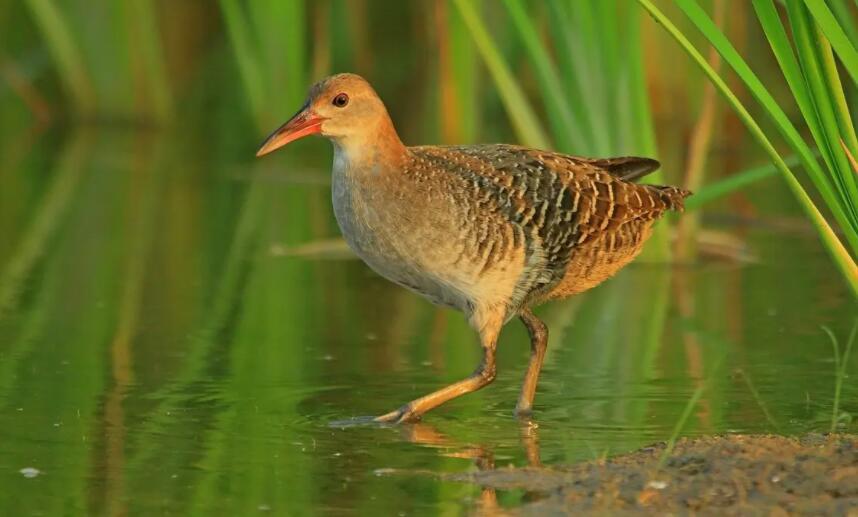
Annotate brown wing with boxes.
[410,144,690,303]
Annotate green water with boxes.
[0,129,855,515]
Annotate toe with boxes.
[375,404,419,424]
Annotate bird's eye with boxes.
[332,93,349,108]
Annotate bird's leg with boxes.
[375,322,499,424]
[518,418,542,467]
[514,309,549,416]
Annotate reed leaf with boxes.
[802,0,858,87]
[638,0,858,295]
[679,0,855,248]
[828,0,858,50]
[24,0,95,116]
[451,0,551,149]
[755,0,857,230]
[248,0,306,109]
[625,5,658,159]
[843,139,858,174]
[818,28,858,158]
[786,2,858,216]
[501,0,581,151]
[127,0,173,121]
[219,0,266,129]
[824,321,857,433]
[685,156,800,210]
[546,0,600,153]
[438,0,479,143]
[448,0,479,142]
[0,133,90,315]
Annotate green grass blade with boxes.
[501,0,581,151]
[803,0,858,87]
[787,2,858,217]
[761,0,851,215]
[752,0,833,169]
[449,0,479,142]
[625,5,658,157]
[658,384,705,468]
[569,1,612,152]
[816,26,858,210]
[829,0,858,50]
[219,0,266,130]
[824,322,857,432]
[736,369,781,431]
[818,28,858,157]
[249,0,306,109]
[754,0,858,233]
[676,0,854,243]
[128,0,173,121]
[673,0,858,254]
[0,134,90,315]
[24,0,95,116]
[546,0,600,153]
[842,139,858,174]
[593,0,621,145]
[439,0,480,143]
[452,0,551,148]
[638,0,858,295]
[684,157,801,210]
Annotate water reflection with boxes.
[384,419,547,514]
[0,129,855,515]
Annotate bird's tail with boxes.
[649,185,692,212]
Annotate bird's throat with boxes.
[331,126,407,179]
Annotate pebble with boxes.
[19,467,41,478]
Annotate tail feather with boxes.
[588,156,661,182]
[649,185,692,212]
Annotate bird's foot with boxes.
[374,404,421,424]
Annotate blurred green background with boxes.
[0,0,855,515]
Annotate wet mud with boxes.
[447,434,858,515]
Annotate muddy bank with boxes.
[446,434,858,515]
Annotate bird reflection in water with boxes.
[393,419,546,513]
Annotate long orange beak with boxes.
[256,103,326,157]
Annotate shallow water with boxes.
[0,130,855,515]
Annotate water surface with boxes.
[0,130,854,515]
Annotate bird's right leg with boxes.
[375,314,501,424]
[514,308,549,416]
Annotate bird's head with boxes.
[256,73,399,157]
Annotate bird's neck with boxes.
[331,116,408,178]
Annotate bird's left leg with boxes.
[375,311,502,424]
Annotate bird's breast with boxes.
[331,165,474,312]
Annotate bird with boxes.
[256,73,690,424]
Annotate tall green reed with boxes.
[23,0,95,116]
[451,0,550,149]
[23,0,173,122]
[639,0,858,295]
[126,0,173,121]
[437,0,480,143]
[825,321,856,432]
[219,0,306,132]
[0,133,91,315]
[453,0,657,159]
